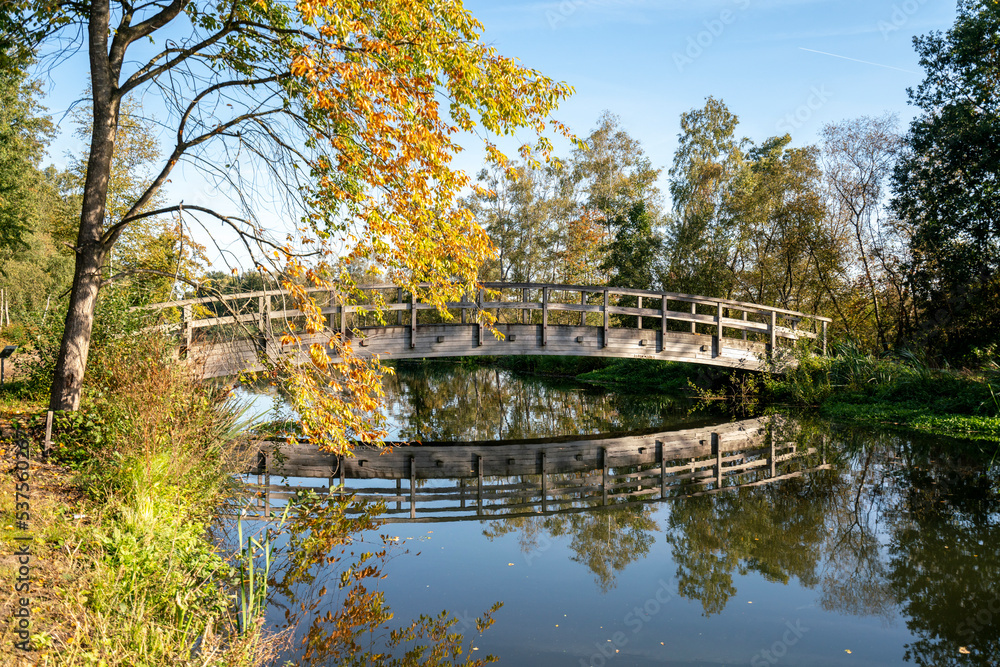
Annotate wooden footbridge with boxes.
[242,416,831,523]
[146,283,830,378]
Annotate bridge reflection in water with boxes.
[244,416,830,523]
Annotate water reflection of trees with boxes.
[473,420,1000,665]
[483,503,658,593]
[384,363,690,441]
[666,475,831,616]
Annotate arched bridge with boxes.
[144,283,830,379]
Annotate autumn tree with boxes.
[4,0,574,418]
[465,161,567,283]
[821,114,905,351]
[564,111,661,284]
[731,136,833,315]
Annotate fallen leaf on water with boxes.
[508,562,514,566]
[845,649,852,654]
[959,647,971,655]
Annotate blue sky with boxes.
[36,1,959,263]
[458,0,957,182]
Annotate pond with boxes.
[242,361,1000,666]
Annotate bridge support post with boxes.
[477,455,483,516]
[659,441,666,499]
[601,447,608,505]
[410,456,416,519]
[540,452,547,513]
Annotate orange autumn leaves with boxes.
[290,0,574,301]
[273,0,576,454]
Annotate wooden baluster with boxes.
[396,287,403,326]
[580,290,586,326]
[477,455,484,516]
[182,304,192,353]
[822,320,828,356]
[410,456,416,519]
[661,295,667,349]
[659,440,666,499]
[769,427,776,477]
[715,302,723,358]
[541,452,547,514]
[603,289,610,348]
[523,288,529,324]
[690,301,697,334]
[477,288,485,346]
[334,290,337,332]
[742,310,748,340]
[410,291,417,349]
[769,310,777,357]
[542,287,549,346]
[602,447,609,506]
[637,295,642,329]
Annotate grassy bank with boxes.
[765,345,1000,442]
[0,333,276,665]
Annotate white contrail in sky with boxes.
[799,47,918,74]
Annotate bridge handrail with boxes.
[141,282,832,323]
[140,281,830,357]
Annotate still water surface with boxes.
[249,362,1000,666]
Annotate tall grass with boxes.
[6,319,281,665]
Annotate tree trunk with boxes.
[49,0,117,412]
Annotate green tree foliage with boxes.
[664,96,746,298]
[467,112,662,287]
[600,201,661,290]
[69,93,208,303]
[0,66,77,321]
[467,161,566,283]
[0,63,52,253]
[733,136,831,313]
[892,0,1000,358]
[665,98,844,321]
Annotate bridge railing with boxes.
[140,282,831,355]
